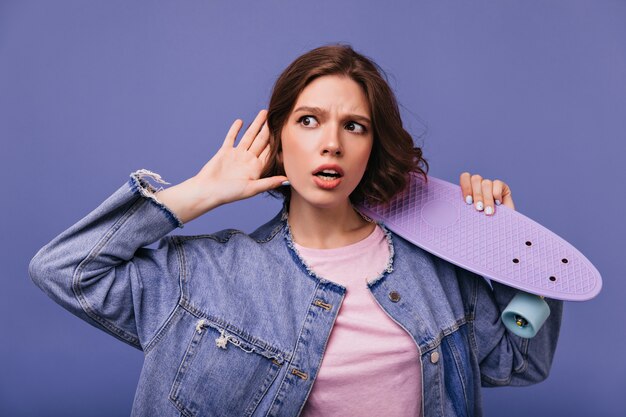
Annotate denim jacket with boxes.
[29,170,562,417]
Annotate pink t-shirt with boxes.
[296,225,422,417]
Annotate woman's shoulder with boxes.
[171,210,286,248]
[164,211,291,285]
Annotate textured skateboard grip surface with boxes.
[358,174,602,301]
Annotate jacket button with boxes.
[388,291,401,302]
[430,351,440,364]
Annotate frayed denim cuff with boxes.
[129,169,184,229]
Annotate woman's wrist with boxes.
[155,176,221,224]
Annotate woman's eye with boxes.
[345,121,366,134]
[297,116,319,127]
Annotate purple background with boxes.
[1,1,624,416]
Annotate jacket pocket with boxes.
[169,317,284,417]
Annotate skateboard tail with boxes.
[358,174,603,303]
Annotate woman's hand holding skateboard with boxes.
[459,172,515,215]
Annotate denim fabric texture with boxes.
[29,170,563,417]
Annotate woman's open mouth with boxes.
[312,166,344,190]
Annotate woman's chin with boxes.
[289,187,353,211]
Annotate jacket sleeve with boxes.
[28,170,185,350]
[455,265,564,386]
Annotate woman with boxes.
[29,45,562,417]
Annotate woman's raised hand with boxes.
[156,110,288,224]
[459,172,515,215]
[194,109,287,204]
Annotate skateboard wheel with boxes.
[501,292,550,338]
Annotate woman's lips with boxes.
[312,165,344,190]
[312,175,342,190]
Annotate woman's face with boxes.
[280,74,374,210]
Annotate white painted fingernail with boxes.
[485,206,493,215]
[281,180,290,186]
[476,201,483,211]
[465,195,473,205]
[495,199,501,206]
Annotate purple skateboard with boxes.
[358,173,602,337]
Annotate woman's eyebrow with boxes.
[293,106,371,125]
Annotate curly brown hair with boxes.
[261,44,428,204]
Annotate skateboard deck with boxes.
[358,173,602,301]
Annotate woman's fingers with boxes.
[480,179,495,215]
[248,122,270,157]
[460,172,516,215]
[494,179,515,210]
[237,109,268,151]
[470,174,484,212]
[222,119,243,148]
[258,143,272,165]
[492,180,504,207]
[245,175,289,196]
[223,110,270,157]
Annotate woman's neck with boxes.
[287,197,375,249]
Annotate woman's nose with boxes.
[321,126,342,156]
